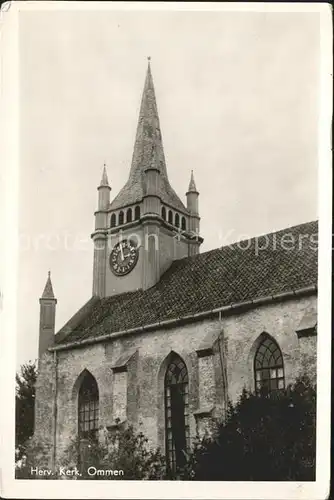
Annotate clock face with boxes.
[110,239,139,276]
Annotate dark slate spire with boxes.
[41,271,56,300]
[129,57,166,178]
[110,59,187,213]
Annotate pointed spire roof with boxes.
[110,59,187,213]
[41,271,56,300]
[100,163,110,187]
[187,170,198,193]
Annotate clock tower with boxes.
[91,60,203,298]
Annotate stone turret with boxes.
[186,170,201,255]
[92,164,110,297]
[38,271,57,358]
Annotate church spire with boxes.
[109,60,187,213]
[41,271,55,300]
[129,57,167,179]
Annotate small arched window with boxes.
[254,336,285,394]
[162,206,166,220]
[135,206,141,220]
[126,208,132,223]
[118,211,124,225]
[175,213,180,228]
[78,371,99,440]
[110,213,116,228]
[110,214,116,227]
[181,217,186,231]
[165,353,189,477]
[168,210,173,224]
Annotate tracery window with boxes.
[78,371,99,440]
[254,336,285,394]
[164,353,189,477]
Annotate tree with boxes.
[182,375,316,481]
[15,361,37,460]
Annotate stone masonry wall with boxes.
[223,294,317,402]
[34,350,57,467]
[35,294,317,462]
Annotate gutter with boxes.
[49,284,317,353]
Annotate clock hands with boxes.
[120,243,125,261]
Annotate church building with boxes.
[34,60,318,476]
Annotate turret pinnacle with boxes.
[187,170,198,193]
[41,271,56,300]
[100,164,109,187]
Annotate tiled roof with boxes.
[56,220,318,346]
[109,62,188,213]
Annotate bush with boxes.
[181,375,316,481]
[15,436,53,479]
[16,421,167,480]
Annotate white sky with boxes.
[17,8,320,367]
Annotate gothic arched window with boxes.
[168,210,173,224]
[135,206,141,220]
[175,213,180,228]
[110,213,116,228]
[126,208,132,223]
[161,206,166,220]
[181,216,186,231]
[118,211,124,225]
[78,371,99,440]
[254,336,285,394]
[165,353,189,477]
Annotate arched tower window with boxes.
[78,371,99,440]
[164,353,189,477]
[161,206,166,220]
[135,206,141,220]
[175,213,180,228]
[126,208,132,223]
[181,216,186,231]
[118,211,124,225]
[110,213,116,228]
[254,336,285,394]
[168,210,173,224]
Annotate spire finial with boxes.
[48,270,51,278]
